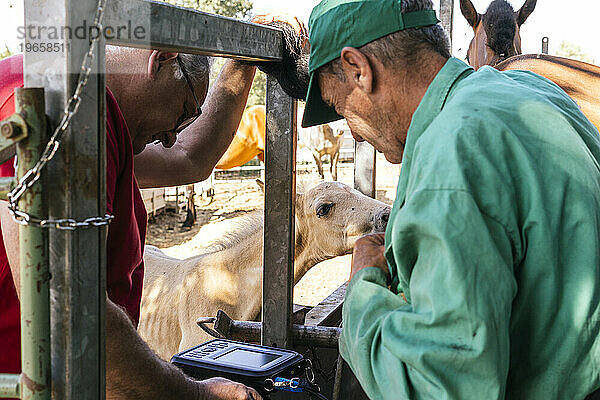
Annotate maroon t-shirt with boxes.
[0,54,147,374]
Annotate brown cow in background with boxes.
[299,123,344,181]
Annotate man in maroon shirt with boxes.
[0,47,262,399]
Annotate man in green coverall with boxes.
[301,0,600,398]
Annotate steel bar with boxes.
[336,359,370,400]
[354,141,376,198]
[305,283,347,327]
[0,375,20,398]
[292,304,311,325]
[542,37,549,54]
[105,0,282,61]
[210,311,341,348]
[15,88,50,400]
[24,1,107,398]
[263,77,297,349]
[332,355,344,400]
[439,0,454,45]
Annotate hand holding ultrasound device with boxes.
[171,339,329,399]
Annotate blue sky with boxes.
[2,0,598,62]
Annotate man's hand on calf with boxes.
[350,233,389,280]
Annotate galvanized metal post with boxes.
[262,77,297,349]
[24,1,106,398]
[105,0,283,61]
[354,142,376,198]
[542,37,549,54]
[16,88,50,400]
[439,0,454,45]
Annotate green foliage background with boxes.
[556,41,595,65]
[162,0,252,19]
[161,0,266,106]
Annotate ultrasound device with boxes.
[171,339,327,398]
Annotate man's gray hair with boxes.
[105,45,211,86]
[173,53,212,88]
[321,0,450,79]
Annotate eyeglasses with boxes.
[175,55,202,133]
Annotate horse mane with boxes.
[196,210,264,256]
[482,0,516,56]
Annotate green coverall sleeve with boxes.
[340,189,518,400]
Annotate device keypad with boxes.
[183,341,232,360]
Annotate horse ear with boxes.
[516,0,537,25]
[460,0,481,28]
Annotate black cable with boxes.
[304,388,329,400]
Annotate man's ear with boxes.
[148,50,179,79]
[340,47,373,93]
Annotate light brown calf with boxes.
[139,181,390,360]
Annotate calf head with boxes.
[294,182,390,277]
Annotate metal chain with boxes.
[7,0,113,230]
[305,347,337,382]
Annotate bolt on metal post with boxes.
[0,121,22,139]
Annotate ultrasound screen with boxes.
[214,349,279,368]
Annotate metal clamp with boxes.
[196,310,341,348]
[196,317,225,339]
[263,377,301,393]
[304,358,316,383]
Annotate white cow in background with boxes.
[139,181,390,360]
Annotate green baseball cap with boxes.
[301,0,440,128]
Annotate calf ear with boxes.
[460,0,481,28]
[255,179,265,193]
[516,0,537,25]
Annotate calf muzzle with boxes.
[372,208,391,233]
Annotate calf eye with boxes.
[316,203,333,218]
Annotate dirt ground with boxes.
[146,154,400,306]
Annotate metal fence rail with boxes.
[262,77,297,349]
[105,0,283,61]
[439,0,454,43]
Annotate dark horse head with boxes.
[460,0,537,69]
